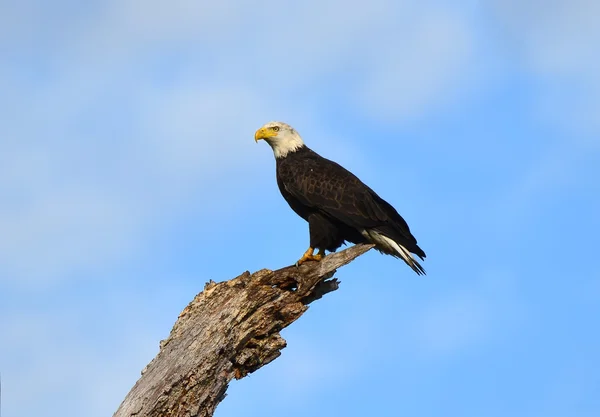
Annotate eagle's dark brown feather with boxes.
[276,146,426,273]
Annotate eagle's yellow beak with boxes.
[254,127,277,143]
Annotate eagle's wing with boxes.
[279,153,424,258]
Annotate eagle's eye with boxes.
[272,126,280,132]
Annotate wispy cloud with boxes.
[2,3,598,417]
[0,0,478,287]
[489,0,600,137]
[358,8,474,122]
[0,302,162,417]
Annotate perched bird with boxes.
[255,121,426,275]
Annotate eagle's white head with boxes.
[254,121,305,158]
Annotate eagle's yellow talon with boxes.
[296,247,325,266]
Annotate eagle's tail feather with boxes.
[361,229,426,275]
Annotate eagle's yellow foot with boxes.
[295,248,325,266]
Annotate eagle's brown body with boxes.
[276,145,426,274]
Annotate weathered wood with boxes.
[114,243,374,417]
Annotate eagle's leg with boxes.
[296,247,324,266]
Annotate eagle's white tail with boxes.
[361,229,426,275]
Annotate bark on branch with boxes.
[114,243,374,417]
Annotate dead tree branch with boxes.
[114,243,374,417]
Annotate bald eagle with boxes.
[255,121,426,275]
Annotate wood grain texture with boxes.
[114,243,374,417]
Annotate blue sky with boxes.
[1,0,599,416]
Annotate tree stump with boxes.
[114,243,374,417]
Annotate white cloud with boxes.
[490,0,599,77]
[0,306,160,417]
[3,3,595,417]
[489,0,600,137]
[0,0,476,287]
[0,79,274,287]
[359,9,473,121]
